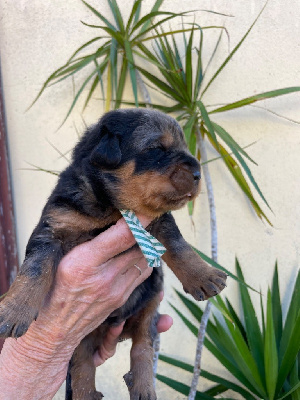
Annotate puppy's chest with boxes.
[46,207,121,253]
[60,227,111,254]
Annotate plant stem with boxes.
[198,128,218,261]
[188,127,218,400]
[136,70,152,108]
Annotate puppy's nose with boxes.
[193,170,201,180]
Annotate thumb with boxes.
[93,322,125,367]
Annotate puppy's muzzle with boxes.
[170,164,201,196]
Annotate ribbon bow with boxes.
[120,210,166,268]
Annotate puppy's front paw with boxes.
[0,297,38,338]
[183,266,227,301]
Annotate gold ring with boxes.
[134,264,142,275]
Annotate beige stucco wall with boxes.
[0,0,299,398]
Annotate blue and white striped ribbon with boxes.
[120,210,166,268]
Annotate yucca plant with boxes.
[132,5,300,224]
[158,261,300,400]
[31,1,300,224]
[30,0,198,123]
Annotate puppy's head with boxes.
[74,109,201,217]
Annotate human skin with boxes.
[0,216,172,400]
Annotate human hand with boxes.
[31,214,154,354]
[0,215,155,400]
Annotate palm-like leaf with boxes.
[159,262,300,399]
[136,12,300,224]
[30,2,300,225]
[30,0,193,117]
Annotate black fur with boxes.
[0,108,227,400]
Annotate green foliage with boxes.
[158,261,300,400]
[133,8,300,224]
[31,1,300,222]
[30,0,191,123]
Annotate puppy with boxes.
[0,109,227,399]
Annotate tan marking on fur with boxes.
[161,130,174,147]
[163,246,209,287]
[162,245,227,300]
[115,162,196,217]
[120,171,174,217]
[47,208,120,233]
[129,294,160,342]
[0,257,56,337]
[114,160,136,180]
[3,273,51,303]
[71,344,102,399]
[70,325,109,399]
[123,294,160,399]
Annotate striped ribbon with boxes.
[120,210,166,268]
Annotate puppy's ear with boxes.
[90,126,122,168]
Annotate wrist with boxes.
[0,332,70,400]
[0,303,88,400]
[14,323,72,364]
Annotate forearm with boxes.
[0,329,71,400]
[0,217,152,399]
[0,290,110,399]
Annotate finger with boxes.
[59,215,153,274]
[111,257,152,307]
[92,214,153,258]
[157,314,173,334]
[62,219,136,270]
[98,247,145,283]
[159,291,164,302]
[98,255,152,311]
[125,258,152,293]
[135,213,153,229]
[93,322,125,367]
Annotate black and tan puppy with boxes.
[0,109,226,399]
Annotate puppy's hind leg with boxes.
[67,328,106,400]
[124,294,160,400]
[0,235,63,338]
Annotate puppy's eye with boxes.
[149,143,166,151]
[156,143,166,151]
